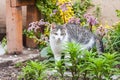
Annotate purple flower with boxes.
[28,19,50,33]
[28,22,37,31]
[50,9,58,16]
[96,25,107,38]
[84,13,98,26]
[68,17,80,24]
[53,9,58,14]
[59,2,71,12]
[38,19,49,26]
[34,25,40,32]
[60,3,68,12]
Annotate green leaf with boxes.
[116,10,120,18]
[40,47,49,57]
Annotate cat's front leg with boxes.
[53,53,61,64]
[64,54,72,66]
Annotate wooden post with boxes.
[6,0,23,54]
[26,5,40,48]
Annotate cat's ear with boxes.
[51,23,56,30]
[63,23,67,29]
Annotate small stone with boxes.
[14,55,17,57]
[27,48,31,50]
[11,72,16,77]
[9,56,12,58]
[37,49,39,52]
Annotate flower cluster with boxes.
[96,25,107,39]
[84,13,98,26]
[68,17,80,24]
[28,19,49,32]
[57,0,74,23]
[26,19,50,49]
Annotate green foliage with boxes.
[88,53,120,80]
[63,42,89,80]
[18,42,120,80]
[15,62,23,68]
[116,10,120,18]
[93,5,101,18]
[73,0,92,21]
[63,42,120,80]
[23,29,36,39]
[40,45,54,63]
[18,61,47,80]
[23,28,47,50]
[1,37,7,47]
[104,22,120,53]
[55,60,66,80]
[36,0,63,23]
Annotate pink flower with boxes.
[68,17,80,24]
[96,25,107,38]
[27,19,49,33]
[84,13,98,26]
[59,2,72,12]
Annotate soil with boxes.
[0,65,20,80]
[0,48,40,80]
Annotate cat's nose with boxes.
[58,38,60,40]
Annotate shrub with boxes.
[104,22,120,53]
[18,61,47,80]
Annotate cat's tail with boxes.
[95,38,104,54]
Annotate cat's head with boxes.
[50,23,67,42]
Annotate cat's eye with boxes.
[61,33,65,35]
[54,33,58,35]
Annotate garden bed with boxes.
[0,48,41,80]
[0,65,20,80]
[0,50,120,80]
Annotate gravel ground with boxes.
[0,66,20,80]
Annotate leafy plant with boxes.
[40,44,54,63]
[1,37,7,47]
[88,53,120,80]
[36,0,63,23]
[19,42,120,80]
[24,20,50,50]
[63,42,82,80]
[18,61,47,80]
[73,0,92,21]
[104,22,120,53]
[93,5,101,18]
[55,60,66,80]
[15,62,23,68]
[60,42,120,80]
[63,42,96,80]
[116,10,120,18]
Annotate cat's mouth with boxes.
[56,38,61,43]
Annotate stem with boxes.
[89,24,92,32]
[98,75,102,80]
[63,12,66,23]
[60,71,65,80]
[83,70,87,80]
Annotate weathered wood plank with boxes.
[6,0,23,54]
[11,0,35,7]
[26,5,40,48]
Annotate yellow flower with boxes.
[57,0,74,23]
[92,25,97,31]
[105,24,114,30]
[52,0,56,4]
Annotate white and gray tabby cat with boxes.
[49,23,104,63]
